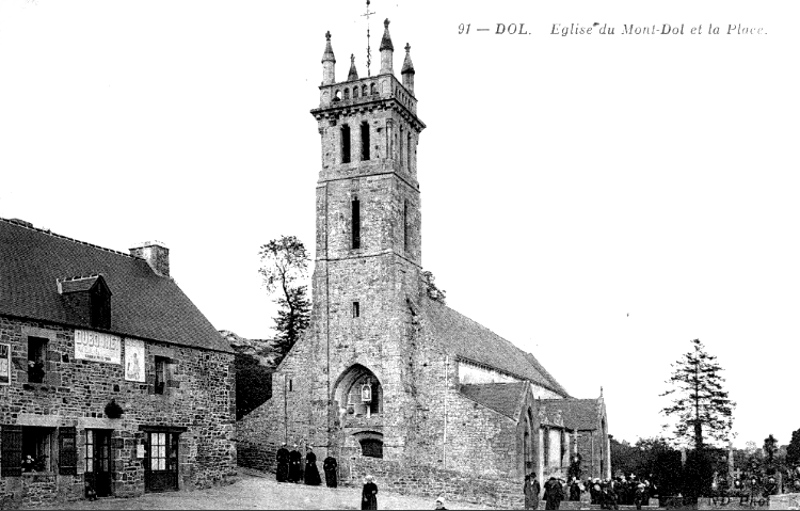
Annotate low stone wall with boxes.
[771,493,800,510]
[697,495,771,509]
[237,439,277,474]
[338,457,522,509]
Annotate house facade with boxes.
[0,217,236,507]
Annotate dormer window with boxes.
[57,274,112,329]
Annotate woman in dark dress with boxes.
[361,475,378,510]
[304,448,322,485]
[323,456,338,487]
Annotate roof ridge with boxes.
[57,274,102,282]
[0,217,139,260]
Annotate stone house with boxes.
[0,217,236,507]
[237,21,610,507]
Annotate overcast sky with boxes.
[1,0,797,449]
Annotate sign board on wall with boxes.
[0,343,10,385]
[125,338,145,382]
[74,330,121,364]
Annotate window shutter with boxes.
[1,424,23,477]
[58,427,77,475]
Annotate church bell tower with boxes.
[310,20,426,460]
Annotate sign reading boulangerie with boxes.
[75,330,121,364]
[125,338,145,382]
[0,343,10,385]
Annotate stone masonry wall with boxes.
[339,456,524,509]
[0,316,237,507]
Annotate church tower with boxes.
[308,21,425,460]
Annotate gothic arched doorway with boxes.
[333,364,383,418]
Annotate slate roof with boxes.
[460,382,528,419]
[0,218,232,353]
[421,299,569,397]
[539,399,601,430]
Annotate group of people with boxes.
[523,472,570,510]
[275,443,338,488]
[524,472,655,510]
[727,474,783,504]
[275,445,446,510]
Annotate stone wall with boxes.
[770,493,800,510]
[0,316,237,507]
[339,456,523,509]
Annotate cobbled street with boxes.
[28,469,499,510]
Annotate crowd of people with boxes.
[272,444,800,510]
[523,472,656,510]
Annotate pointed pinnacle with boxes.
[380,18,394,51]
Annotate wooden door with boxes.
[85,429,112,497]
[144,431,179,492]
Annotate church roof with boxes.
[421,299,569,397]
[539,399,602,431]
[460,382,528,419]
[0,217,232,353]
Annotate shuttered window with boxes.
[1,425,23,477]
[58,427,77,476]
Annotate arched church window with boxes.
[353,87,358,99]
[341,125,351,164]
[334,90,341,101]
[360,122,370,161]
[370,82,377,95]
[344,89,350,100]
[362,84,368,96]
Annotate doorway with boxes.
[85,429,112,498]
[144,431,179,492]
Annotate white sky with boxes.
[1,0,797,449]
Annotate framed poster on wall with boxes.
[0,343,10,385]
[125,338,145,382]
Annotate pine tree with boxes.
[661,338,735,451]
[258,235,311,357]
[788,429,800,468]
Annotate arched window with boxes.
[353,87,359,99]
[353,431,383,459]
[362,84,368,96]
[361,122,370,161]
[344,88,350,100]
[370,82,377,95]
[341,125,351,164]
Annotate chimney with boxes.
[130,241,170,277]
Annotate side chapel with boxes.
[238,20,611,501]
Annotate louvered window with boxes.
[1,425,22,477]
[58,427,77,475]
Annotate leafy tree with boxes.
[764,434,778,468]
[661,339,735,451]
[610,436,639,477]
[635,437,684,496]
[233,347,272,419]
[258,236,311,358]
[788,429,800,468]
[421,270,446,303]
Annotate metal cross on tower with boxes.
[362,0,376,76]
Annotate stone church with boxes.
[238,20,611,506]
